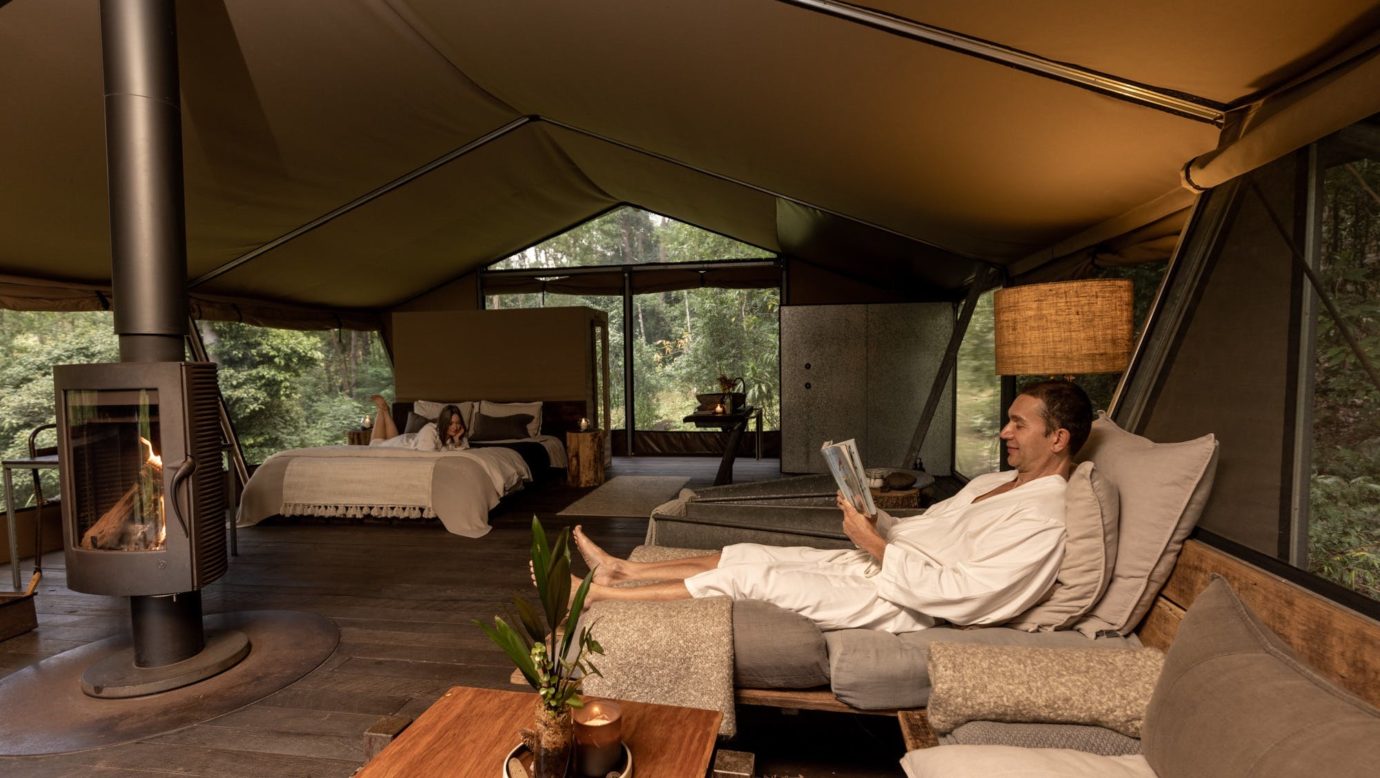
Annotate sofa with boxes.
[901,577,1380,777]
[647,414,1220,711]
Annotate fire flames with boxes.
[78,436,167,551]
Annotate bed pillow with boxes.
[470,412,534,441]
[1073,415,1218,637]
[413,400,476,430]
[1007,461,1119,631]
[403,411,431,435]
[479,400,542,438]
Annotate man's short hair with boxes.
[1018,379,1094,456]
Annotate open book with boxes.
[820,439,877,516]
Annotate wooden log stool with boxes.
[566,430,605,488]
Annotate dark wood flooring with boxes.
[0,457,924,777]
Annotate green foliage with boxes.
[476,517,603,716]
[1307,155,1380,600]
[0,311,119,507]
[488,208,780,431]
[1308,474,1380,599]
[201,322,393,463]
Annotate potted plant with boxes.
[478,517,603,778]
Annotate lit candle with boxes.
[713,402,724,414]
[573,700,622,777]
[579,417,590,431]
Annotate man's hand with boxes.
[837,491,886,561]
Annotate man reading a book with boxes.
[571,380,1091,632]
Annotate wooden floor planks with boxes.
[0,456,928,777]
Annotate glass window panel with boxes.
[197,322,393,464]
[955,292,999,478]
[489,207,771,270]
[1306,134,1380,601]
[630,287,779,431]
[0,310,118,510]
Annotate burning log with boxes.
[80,438,166,551]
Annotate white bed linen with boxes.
[236,445,530,538]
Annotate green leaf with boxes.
[513,595,549,643]
[561,570,595,660]
[530,517,551,611]
[475,617,539,689]
[544,552,571,631]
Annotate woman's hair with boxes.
[436,404,466,448]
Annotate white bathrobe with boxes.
[683,471,1067,632]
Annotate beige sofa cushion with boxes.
[1142,578,1380,777]
[926,643,1163,738]
[1007,461,1118,631]
[1074,416,1218,637]
[901,745,1155,778]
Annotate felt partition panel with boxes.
[391,307,605,405]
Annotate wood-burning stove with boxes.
[55,361,248,697]
[56,362,227,595]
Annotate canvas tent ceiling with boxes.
[1,0,1378,325]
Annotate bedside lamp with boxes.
[994,279,1133,375]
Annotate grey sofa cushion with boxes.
[1142,577,1380,778]
[826,626,1139,710]
[732,600,829,689]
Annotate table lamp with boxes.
[993,279,1133,375]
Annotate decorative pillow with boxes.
[1007,460,1118,631]
[479,400,542,438]
[469,412,534,441]
[413,400,476,430]
[1074,414,1218,637]
[925,642,1163,738]
[403,411,431,435]
[901,745,1156,778]
[1141,578,1380,778]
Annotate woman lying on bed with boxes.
[369,395,469,451]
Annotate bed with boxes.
[235,399,581,538]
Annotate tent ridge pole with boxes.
[189,115,534,289]
[778,0,1225,125]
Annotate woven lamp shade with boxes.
[994,279,1133,375]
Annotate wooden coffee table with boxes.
[358,686,722,777]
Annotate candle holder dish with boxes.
[504,741,632,778]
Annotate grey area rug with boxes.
[557,475,691,518]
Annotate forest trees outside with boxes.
[1309,152,1380,601]
[0,312,391,511]
[488,208,780,431]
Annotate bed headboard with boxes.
[391,400,587,439]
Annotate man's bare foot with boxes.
[572,525,624,585]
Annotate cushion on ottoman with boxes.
[925,643,1163,737]
[732,600,829,689]
[1141,577,1380,778]
[826,626,1139,710]
[901,744,1155,778]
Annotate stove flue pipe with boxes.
[103,0,188,365]
[100,0,203,669]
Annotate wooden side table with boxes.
[358,686,721,778]
[346,428,371,446]
[566,430,605,487]
[870,487,919,510]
